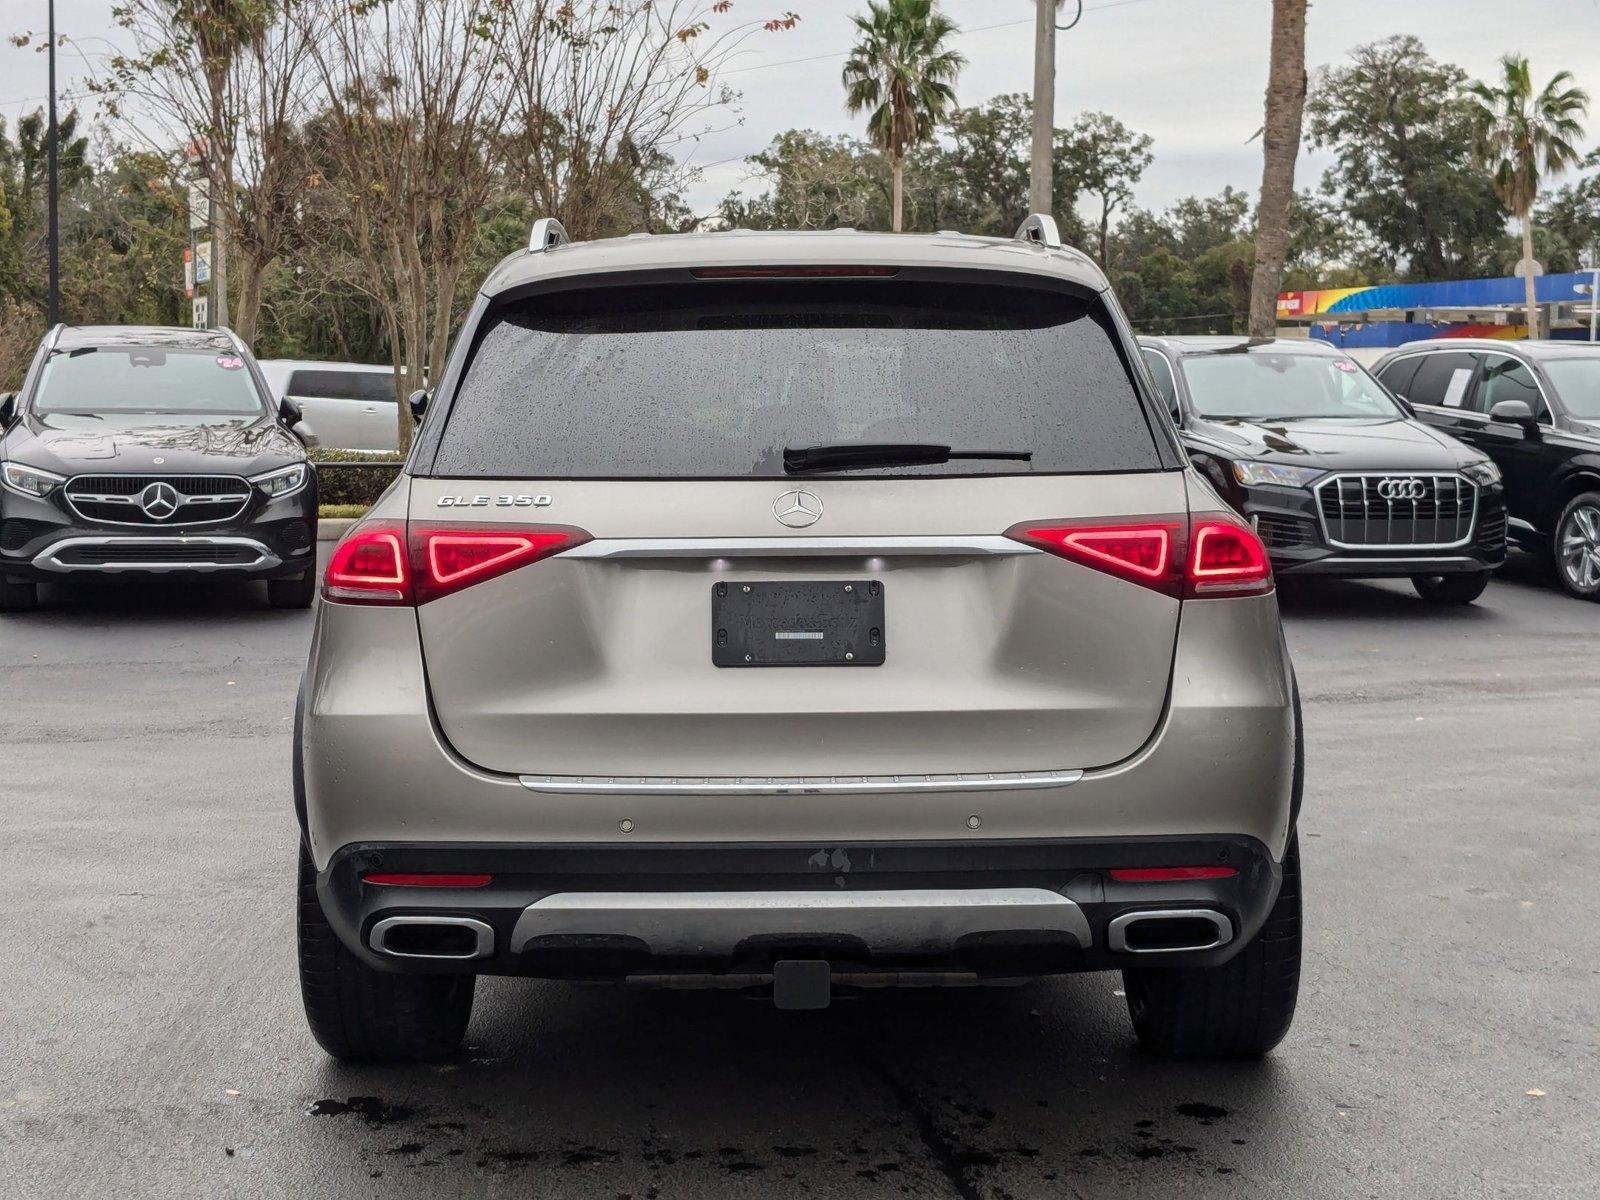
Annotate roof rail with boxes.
[528,217,570,253]
[1014,213,1062,249]
[45,323,66,351]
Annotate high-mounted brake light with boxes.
[1005,512,1271,599]
[690,265,899,279]
[322,521,590,606]
[1109,866,1239,882]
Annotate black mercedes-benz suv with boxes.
[1139,336,1506,604]
[0,325,318,611]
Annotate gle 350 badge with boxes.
[436,494,553,507]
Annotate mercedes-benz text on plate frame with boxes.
[772,488,823,528]
[296,217,1301,1065]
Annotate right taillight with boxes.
[1186,515,1273,598]
[1005,512,1272,599]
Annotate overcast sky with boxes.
[6,0,1600,227]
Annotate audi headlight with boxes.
[251,462,308,498]
[1232,461,1322,489]
[0,461,66,498]
[1461,460,1501,487]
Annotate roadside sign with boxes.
[187,178,210,232]
[183,247,195,299]
[192,296,209,329]
[195,240,212,285]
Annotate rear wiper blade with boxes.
[783,442,1033,474]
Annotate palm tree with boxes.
[1467,56,1589,337]
[842,0,964,232]
[1246,0,1308,338]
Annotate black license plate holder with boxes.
[712,580,885,667]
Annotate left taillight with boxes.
[322,522,590,606]
[323,521,410,605]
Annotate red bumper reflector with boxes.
[1108,866,1238,882]
[362,873,494,888]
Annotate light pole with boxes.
[1028,0,1056,216]
[46,0,59,327]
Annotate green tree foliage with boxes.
[1306,36,1510,281]
[1057,111,1152,266]
[1535,149,1600,271]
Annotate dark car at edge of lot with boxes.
[0,325,319,611]
[1371,338,1600,601]
[1139,335,1507,605]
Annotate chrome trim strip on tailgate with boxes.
[518,769,1084,795]
[511,888,1092,957]
[561,535,1039,559]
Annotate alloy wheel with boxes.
[1559,503,1600,593]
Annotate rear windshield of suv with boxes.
[433,279,1161,477]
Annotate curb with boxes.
[317,518,357,542]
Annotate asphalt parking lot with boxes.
[2,550,1596,1199]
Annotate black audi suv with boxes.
[1371,339,1600,602]
[0,325,318,611]
[1139,336,1506,604]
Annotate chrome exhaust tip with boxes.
[369,915,495,960]
[1106,909,1232,954]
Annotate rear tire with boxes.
[268,571,315,609]
[297,844,475,1062]
[0,576,38,611]
[1122,834,1302,1059]
[1553,492,1600,601]
[1411,569,1491,605]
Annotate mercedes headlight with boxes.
[0,461,65,498]
[1461,460,1501,487]
[251,462,309,498]
[1232,461,1322,489]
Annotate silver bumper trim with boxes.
[510,888,1091,957]
[518,768,1084,796]
[31,535,280,574]
[561,535,1039,559]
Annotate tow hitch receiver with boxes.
[773,959,831,1010]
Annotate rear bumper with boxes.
[318,835,1281,979]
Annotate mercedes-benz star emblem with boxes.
[139,481,181,520]
[772,488,823,528]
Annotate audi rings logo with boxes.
[772,488,824,528]
[1376,477,1428,501]
[138,481,181,520]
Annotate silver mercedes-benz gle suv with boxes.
[296,216,1303,1063]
